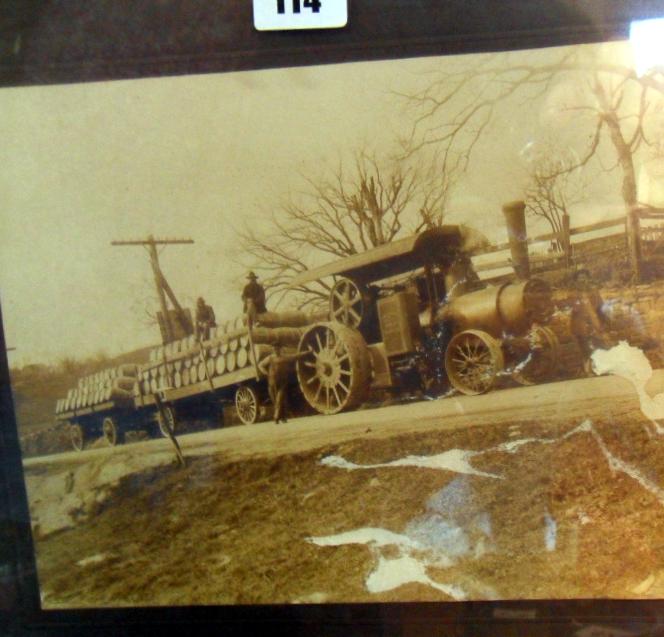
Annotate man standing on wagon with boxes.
[241,271,267,327]
[195,296,216,341]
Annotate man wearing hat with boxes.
[195,296,216,340]
[242,271,267,327]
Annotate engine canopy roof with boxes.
[289,225,488,287]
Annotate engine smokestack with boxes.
[502,200,530,280]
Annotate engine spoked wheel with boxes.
[329,278,365,329]
[512,326,560,386]
[297,322,371,415]
[102,416,125,446]
[445,329,504,395]
[235,385,261,425]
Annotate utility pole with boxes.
[111,236,194,344]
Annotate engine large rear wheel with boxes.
[445,329,504,395]
[297,322,372,415]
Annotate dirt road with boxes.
[24,370,664,606]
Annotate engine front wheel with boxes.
[444,329,504,396]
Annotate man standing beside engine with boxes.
[257,344,309,424]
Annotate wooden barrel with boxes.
[229,338,239,352]
[239,330,249,347]
[206,357,216,378]
[190,364,199,384]
[198,361,207,381]
[251,327,305,347]
[256,310,310,328]
[132,381,141,397]
[174,371,182,388]
[215,354,226,375]
[149,378,158,393]
[226,349,237,372]
[184,357,193,369]
[237,347,249,368]
[250,344,273,365]
[113,377,135,392]
[182,368,191,386]
[209,344,219,357]
[174,359,182,372]
[220,340,229,355]
[142,379,151,394]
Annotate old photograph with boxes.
[3,35,664,607]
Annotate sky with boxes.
[0,39,649,367]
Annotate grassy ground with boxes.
[33,411,664,607]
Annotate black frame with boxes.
[3,1,664,634]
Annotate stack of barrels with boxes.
[137,311,315,393]
[55,310,323,416]
[55,364,139,415]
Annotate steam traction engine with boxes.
[290,211,559,414]
[54,203,563,449]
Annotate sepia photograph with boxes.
[4,31,664,608]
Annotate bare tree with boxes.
[402,43,664,278]
[236,149,457,308]
[402,44,664,212]
[524,146,587,249]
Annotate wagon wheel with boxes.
[235,385,261,425]
[69,422,85,452]
[329,278,365,329]
[513,326,560,386]
[158,404,177,437]
[297,322,372,415]
[102,416,125,446]
[445,329,504,395]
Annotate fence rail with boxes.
[474,207,664,277]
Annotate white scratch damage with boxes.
[321,450,499,478]
[366,554,467,600]
[309,527,422,551]
[591,340,664,433]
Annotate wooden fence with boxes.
[473,207,664,281]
